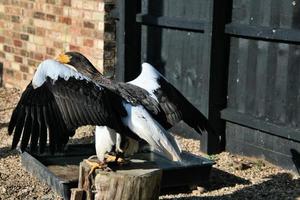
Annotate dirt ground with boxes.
[0,87,299,200]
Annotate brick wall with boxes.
[0,0,116,89]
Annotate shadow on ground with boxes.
[167,172,300,200]
[162,167,250,195]
[207,168,251,190]
[0,122,9,129]
[0,147,18,159]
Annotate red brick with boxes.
[46,14,56,22]
[69,44,80,51]
[4,38,12,45]
[53,41,64,49]
[0,52,5,58]
[14,55,23,63]
[5,69,14,78]
[0,36,4,43]
[46,0,55,4]
[28,59,38,67]
[20,65,29,73]
[14,48,21,55]
[23,73,27,80]
[70,27,81,35]
[1,0,112,89]
[83,39,94,47]
[34,53,44,61]
[13,40,22,47]
[46,47,55,56]
[59,16,72,25]
[20,49,29,57]
[27,26,35,34]
[15,71,22,81]
[62,0,71,6]
[33,12,45,20]
[95,31,103,39]
[83,21,95,29]
[3,45,13,53]
[44,55,53,59]
[13,32,20,39]
[36,27,46,36]
[5,7,21,15]
[53,6,63,15]
[11,15,20,23]
[20,34,29,41]
[80,29,93,37]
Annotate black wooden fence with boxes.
[113,0,230,154]
[221,0,300,172]
[112,0,300,171]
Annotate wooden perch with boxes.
[74,159,162,200]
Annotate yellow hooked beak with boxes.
[56,53,72,64]
[56,53,77,72]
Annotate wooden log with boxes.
[70,188,85,200]
[78,159,162,200]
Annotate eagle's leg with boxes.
[105,153,125,164]
[105,132,126,164]
[85,159,110,176]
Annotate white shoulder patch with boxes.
[128,62,162,101]
[32,59,88,89]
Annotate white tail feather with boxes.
[122,103,182,162]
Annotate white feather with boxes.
[128,63,161,102]
[32,59,88,89]
[95,126,117,162]
[95,126,139,161]
[121,102,182,162]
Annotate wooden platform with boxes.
[20,144,214,199]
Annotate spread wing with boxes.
[129,63,214,135]
[8,77,126,153]
[114,82,161,115]
[155,77,212,134]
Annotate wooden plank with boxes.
[137,0,222,154]
[266,0,281,124]
[226,122,300,172]
[221,108,300,142]
[286,45,300,128]
[225,23,300,43]
[227,38,239,109]
[264,41,277,122]
[136,14,206,32]
[254,41,268,117]
[236,38,248,113]
[115,0,126,81]
[274,43,289,124]
[245,40,257,114]
[70,188,85,200]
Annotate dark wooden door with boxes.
[115,0,231,154]
[222,0,300,171]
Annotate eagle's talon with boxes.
[85,159,110,176]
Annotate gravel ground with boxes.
[0,87,299,200]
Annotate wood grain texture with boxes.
[78,159,162,200]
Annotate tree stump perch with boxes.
[74,159,162,200]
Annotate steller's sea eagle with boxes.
[8,59,182,172]
[57,52,217,160]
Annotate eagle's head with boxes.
[56,51,101,77]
